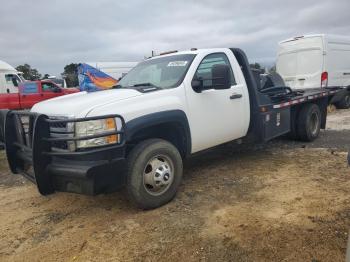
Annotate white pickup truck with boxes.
[1,48,347,209]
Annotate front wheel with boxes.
[126,139,183,209]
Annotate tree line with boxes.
[15,63,79,87]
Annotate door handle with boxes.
[230,93,242,100]
[343,72,350,76]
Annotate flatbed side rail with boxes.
[270,88,343,109]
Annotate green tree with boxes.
[42,73,50,79]
[62,63,79,87]
[15,64,42,80]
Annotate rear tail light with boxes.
[321,72,328,88]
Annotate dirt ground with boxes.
[1,110,350,262]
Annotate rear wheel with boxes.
[334,94,350,109]
[126,139,183,209]
[287,109,299,140]
[297,104,321,141]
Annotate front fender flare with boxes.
[125,110,192,155]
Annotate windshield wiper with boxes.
[131,82,158,88]
[112,84,123,89]
[113,83,162,91]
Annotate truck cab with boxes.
[0,60,25,94]
[0,80,79,109]
[1,48,342,209]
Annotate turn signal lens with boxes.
[106,118,118,143]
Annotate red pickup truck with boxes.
[0,80,79,109]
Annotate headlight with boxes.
[75,118,119,149]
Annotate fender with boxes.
[125,110,192,155]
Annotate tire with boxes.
[287,109,299,140]
[126,139,183,209]
[297,104,321,142]
[334,95,350,109]
[287,122,299,140]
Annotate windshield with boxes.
[49,78,64,87]
[118,54,195,89]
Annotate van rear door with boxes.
[277,36,324,89]
[327,39,350,87]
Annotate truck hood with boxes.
[31,89,143,117]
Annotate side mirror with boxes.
[53,87,62,93]
[212,64,231,90]
[191,79,203,93]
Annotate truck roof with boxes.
[0,60,17,72]
[279,34,350,44]
[148,48,231,59]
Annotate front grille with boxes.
[51,140,69,150]
[5,111,125,160]
[50,121,67,129]
[48,117,74,151]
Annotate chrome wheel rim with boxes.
[143,155,174,196]
[310,112,319,136]
[345,95,350,106]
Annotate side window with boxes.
[42,82,56,92]
[5,74,21,87]
[22,83,39,94]
[194,53,236,89]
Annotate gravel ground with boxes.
[0,109,349,262]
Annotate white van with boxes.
[0,60,25,94]
[276,34,350,108]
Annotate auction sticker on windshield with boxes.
[167,61,188,67]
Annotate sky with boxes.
[0,0,349,76]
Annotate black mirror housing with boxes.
[53,87,62,93]
[212,64,231,90]
[191,79,203,93]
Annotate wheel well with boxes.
[126,122,189,158]
[291,99,327,130]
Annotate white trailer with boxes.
[0,60,24,94]
[276,34,350,108]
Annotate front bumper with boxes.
[3,111,127,195]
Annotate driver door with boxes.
[41,82,62,101]
[185,52,248,153]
